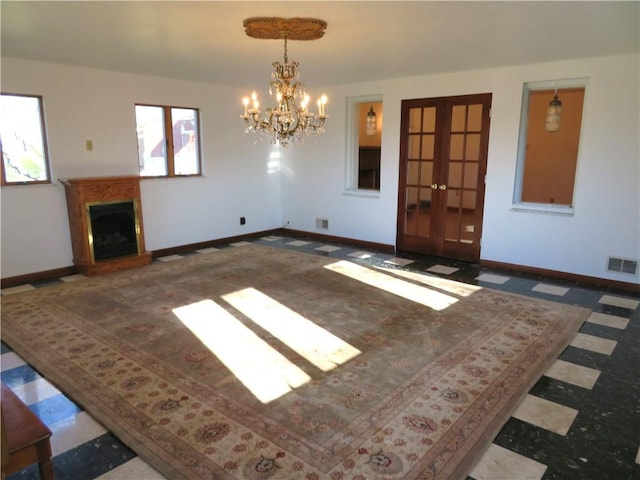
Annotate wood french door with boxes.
[396,93,492,262]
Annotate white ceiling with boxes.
[2,1,638,88]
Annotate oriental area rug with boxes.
[1,244,589,479]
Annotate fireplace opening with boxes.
[88,201,139,261]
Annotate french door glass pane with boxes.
[421,134,435,159]
[464,163,479,189]
[408,135,421,159]
[136,105,167,177]
[465,134,480,161]
[467,104,483,131]
[451,105,466,131]
[419,161,434,186]
[409,108,422,133]
[422,107,436,133]
[450,134,464,160]
[407,161,419,184]
[448,162,463,188]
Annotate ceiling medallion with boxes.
[240,17,329,148]
[243,17,327,41]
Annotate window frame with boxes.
[0,93,52,186]
[512,78,588,214]
[135,103,202,178]
[344,94,383,195]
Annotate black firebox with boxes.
[88,201,139,261]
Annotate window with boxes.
[135,104,201,177]
[345,95,383,192]
[514,79,587,210]
[0,93,51,185]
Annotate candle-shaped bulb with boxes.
[242,97,249,115]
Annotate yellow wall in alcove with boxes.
[522,88,584,205]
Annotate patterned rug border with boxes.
[1,245,590,479]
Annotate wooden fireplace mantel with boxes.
[60,176,152,276]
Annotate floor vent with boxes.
[315,218,329,230]
[607,256,639,275]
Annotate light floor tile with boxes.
[10,378,61,405]
[348,251,373,259]
[195,247,219,254]
[384,257,414,267]
[60,274,86,283]
[512,394,578,436]
[426,264,459,275]
[544,359,600,390]
[315,245,342,253]
[1,284,36,295]
[95,457,168,480]
[1,352,26,372]
[469,443,546,480]
[230,241,252,247]
[476,273,510,285]
[587,312,629,330]
[532,283,569,296]
[570,332,617,356]
[260,235,282,241]
[156,254,183,262]
[50,411,108,456]
[598,295,639,310]
[287,240,310,247]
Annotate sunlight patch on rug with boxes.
[173,299,311,403]
[222,287,361,372]
[376,265,483,297]
[325,260,459,311]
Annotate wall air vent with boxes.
[315,218,329,230]
[607,256,639,275]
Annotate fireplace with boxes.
[60,176,151,275]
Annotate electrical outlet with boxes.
[240,217,246,225]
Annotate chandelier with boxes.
[241,17,329,148]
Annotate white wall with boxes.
[1,58,282,278]
[2,54,638,286]
[281,53,639,285]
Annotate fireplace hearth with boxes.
[60,176,151,275]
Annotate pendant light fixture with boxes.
[366,105,377,136]
[545,89,562,132]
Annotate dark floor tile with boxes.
[52,432,136,480]
[1,341,12,354]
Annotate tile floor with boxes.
[1,234,639,480]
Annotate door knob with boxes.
[430,184,438,190]
[438,184,447,190]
